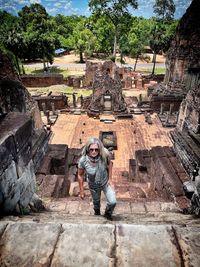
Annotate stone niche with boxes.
[87,62,127,116]
[149,0,200,114]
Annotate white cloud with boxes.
[30,0,41,4]
[54,3,62,7]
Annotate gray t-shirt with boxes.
[78,155,109,189]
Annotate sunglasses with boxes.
[89,148,99,152]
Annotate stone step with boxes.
[40,198,182,216]
[1,217,200,267]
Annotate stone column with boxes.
[80,95,83,107]
[41,102,46,116]
[137,78,143,89]
[160,103,164,115]
[51,102,56,115]
[73,93,76,108]
[46,110,51,124]
[169,103,174,115]
[165,111,170,124]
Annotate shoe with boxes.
[94,209,101,215]
[103,213,113,221]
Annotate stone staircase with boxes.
[0,162,199,266]
[1,196,200,266]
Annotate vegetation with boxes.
[0,1,179,74]
[150,0,177,74]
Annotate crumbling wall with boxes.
[131,146,190,201]
[21,74,64,87]
[88,66,127,116]
[149,0,200,112]
[165,0,200,89]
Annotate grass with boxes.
[139,67,166,75]
[27,84,92,102]
[65,88,92,102]
[24,66,84,77]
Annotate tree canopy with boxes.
[153,0,176,20]
[88,0,138,61]
[0,1,179,73]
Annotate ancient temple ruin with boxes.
[149,0,200,177]
[149,0,200,115]
[87,61,127,116]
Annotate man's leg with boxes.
[90,188,101,215]
[103,184,116,220]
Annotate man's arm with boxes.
[78,168,85,199]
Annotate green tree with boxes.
[152,1,177,74]
[0,11,25,74]
[149,22,166,75]
[70,19,97,63]
[88,0,138,61]
[153,0,176,20]
[88,15,114,56]
[128,17,151,70]
[52,15,83,49]
[18,3,58,70]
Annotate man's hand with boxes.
[79,191,85,200]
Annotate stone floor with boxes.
[50,113,172,180]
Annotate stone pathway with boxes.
[50,113,172,175]
[1,199,200,266]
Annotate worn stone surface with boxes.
[134,146,189,201]
[0,222,61,267]
[51,223,115,267]
[116,224,180,267]
[0,113,39,212]
[174,226,200,267]
[0,218,200,267]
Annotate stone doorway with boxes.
[103,95,112,111]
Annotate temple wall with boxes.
[0,112,36,213]
[21,74,64,87]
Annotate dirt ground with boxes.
[54,52,166,65]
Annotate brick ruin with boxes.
[83,60,163,90]
[132,0,200,203]
[149,0,200,124]
[87,64,127,117]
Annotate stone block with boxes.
[17,160,36,207]
[51,223,115,267]
[116,224,181,266]
[130,202,146,213]
[16,139,32,177]
[0,161,20,212]
[0,222,61,266]
[174,226,200,267]
[0,134,15,175]
[0,112,32,153]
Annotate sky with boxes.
[0,0,192,19]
